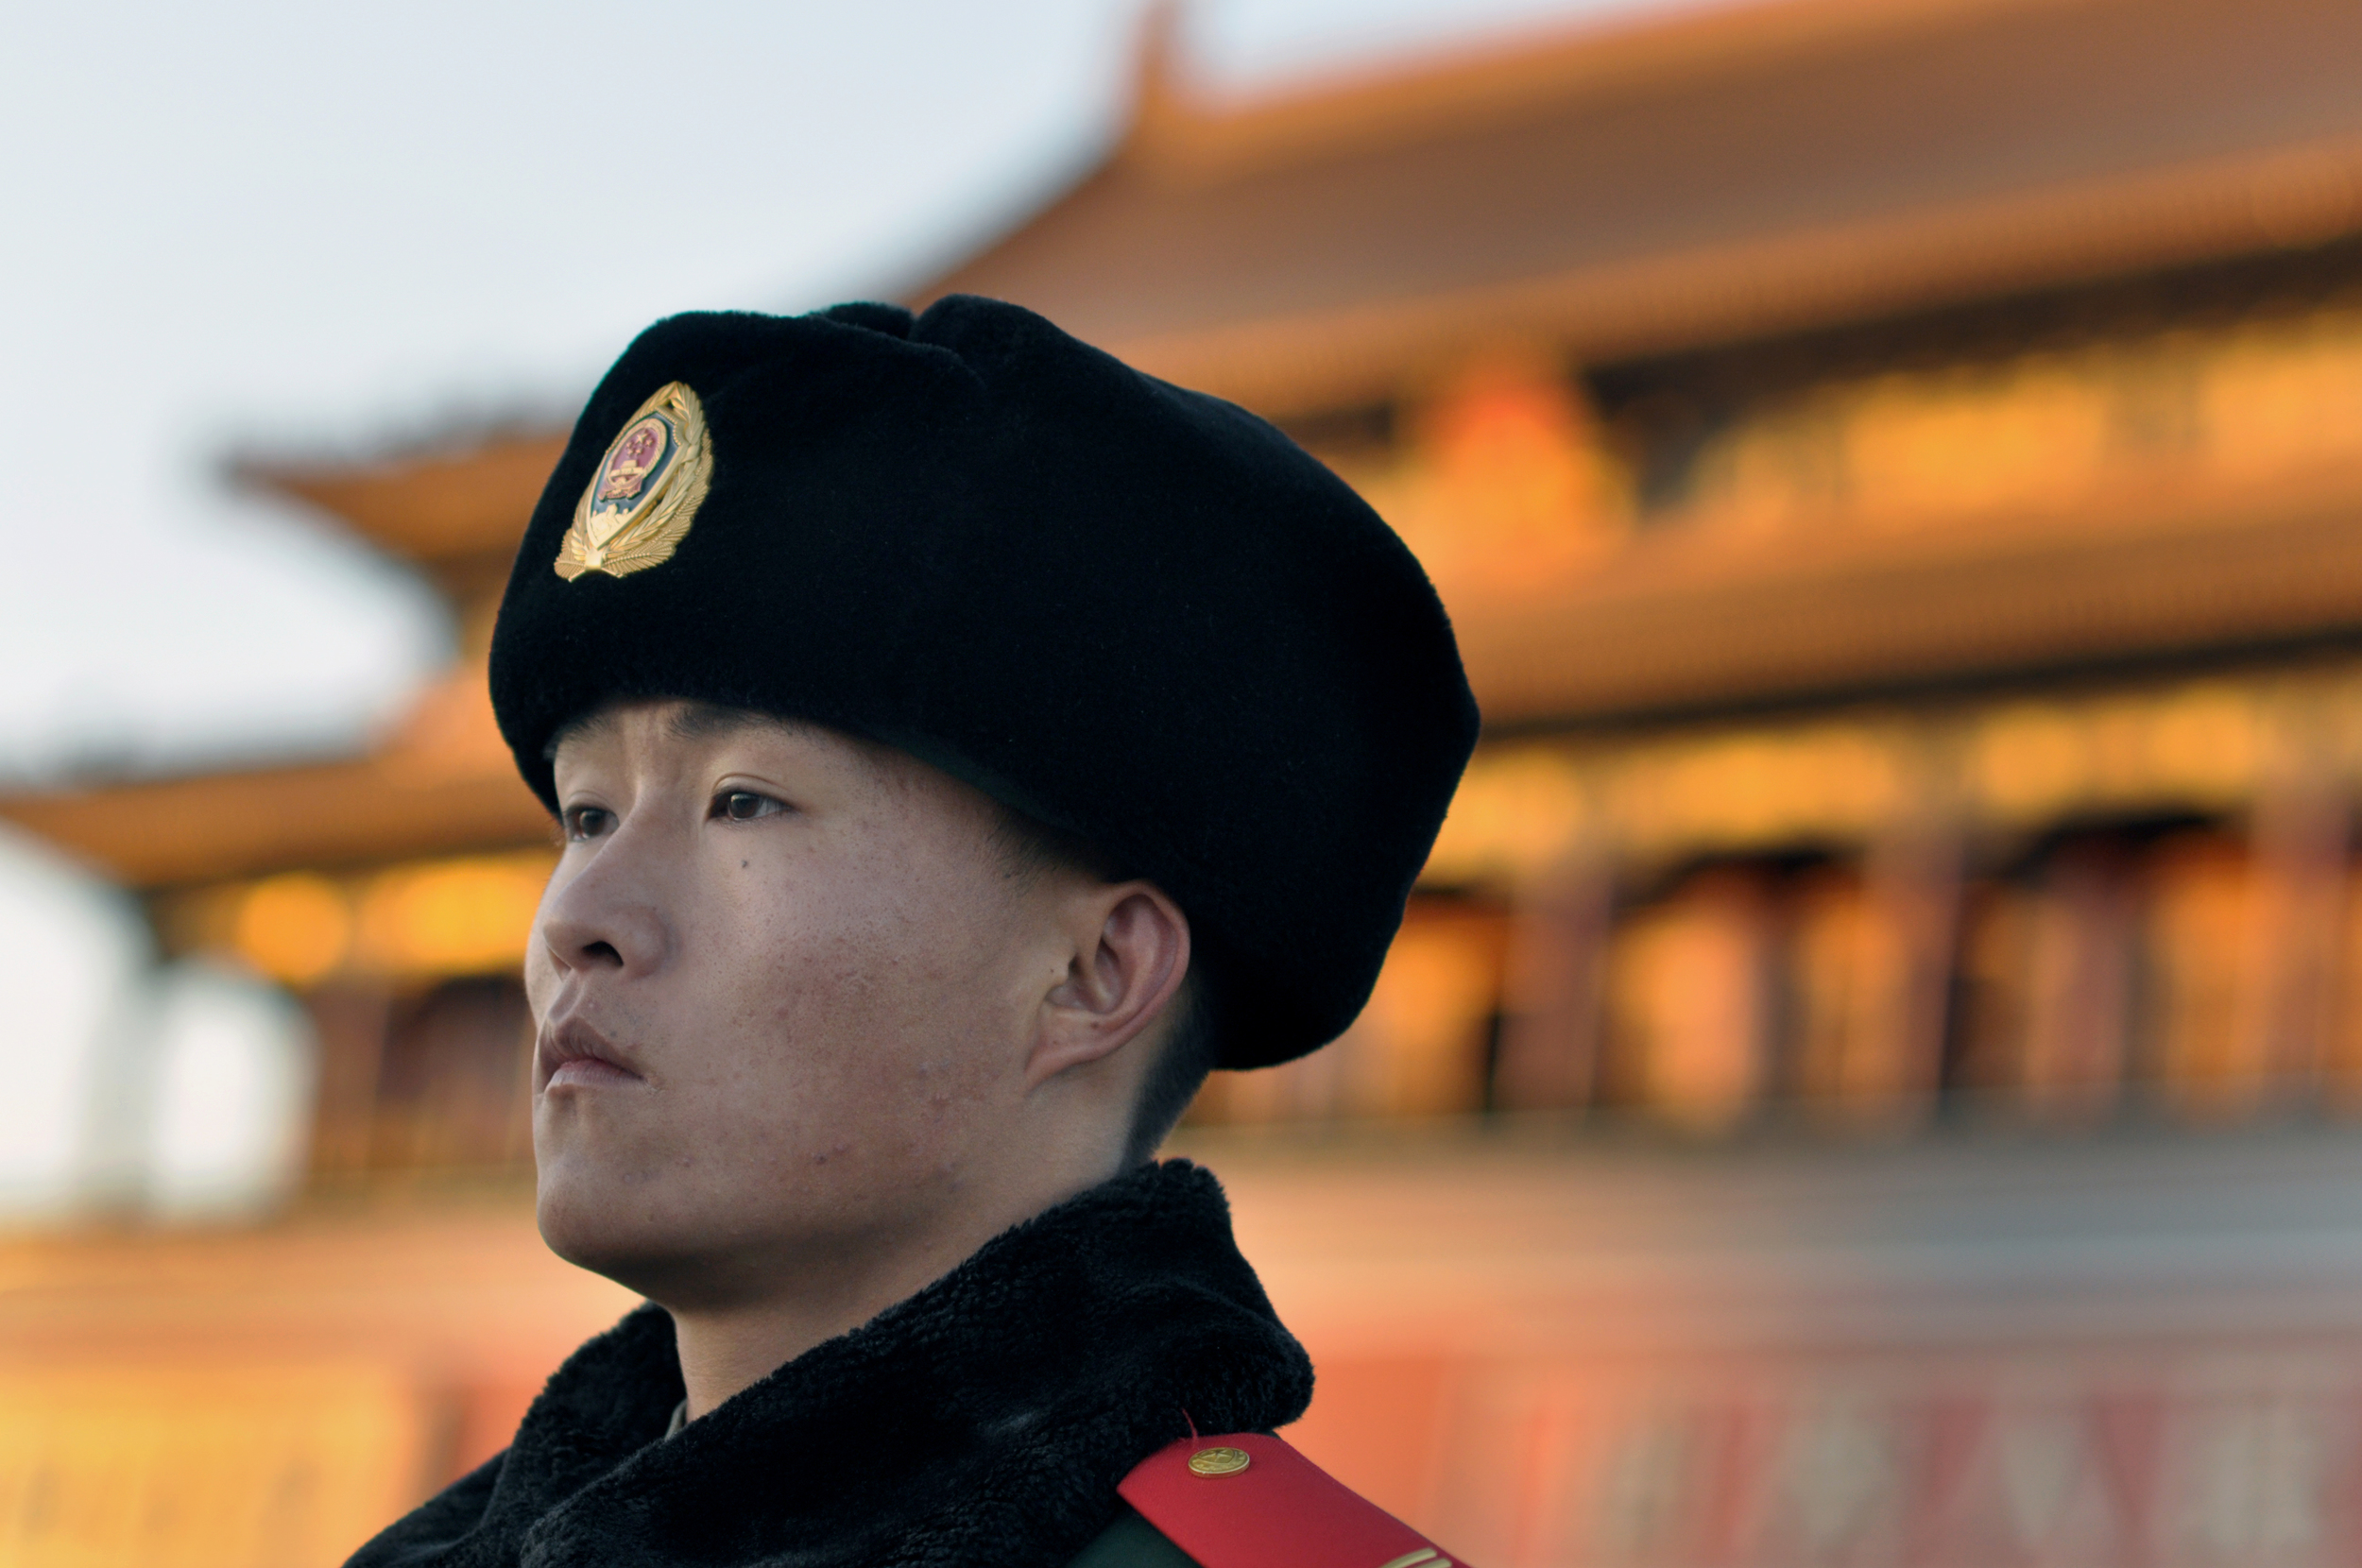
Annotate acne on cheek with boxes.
[911,1059,959,1116]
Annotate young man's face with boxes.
[525,699,1087,1308]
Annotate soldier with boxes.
[348,298,1478,1568]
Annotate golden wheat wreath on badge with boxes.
[555,382,712,580]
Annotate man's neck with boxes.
[662,1165,1118,1421]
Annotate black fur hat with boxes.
[488,296,1478,1068]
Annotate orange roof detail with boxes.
[923,0,2362,412]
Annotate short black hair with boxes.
[990,806,1219,1165]
[1125,968,1221,1165]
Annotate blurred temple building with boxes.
[16,0,2362,1561]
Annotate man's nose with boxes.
[536,844,671,978]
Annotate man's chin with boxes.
[535,1167,676,1289]
[534,1165,774,1308]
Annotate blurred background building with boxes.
[13,0,2362,1562]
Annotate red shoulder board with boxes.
[1118,1432,1464,1568]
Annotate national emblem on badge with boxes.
[555,381,712,580]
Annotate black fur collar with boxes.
[350,1159,1313,1568]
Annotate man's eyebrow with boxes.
[664,703,809,745]
[543,702,812,764]
[543,709,615,762]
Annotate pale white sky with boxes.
[0,0,1702,787]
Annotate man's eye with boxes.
[563,806,614,842]
[715,791,782,822]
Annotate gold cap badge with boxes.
[555,382,711,580]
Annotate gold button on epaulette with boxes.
[1186,1445,1252,1476]
[1378,1550,1447,1568]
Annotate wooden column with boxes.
[1493,849,1613,1113]
[2236,779,2350,1114]
[1850,826,1967,1127]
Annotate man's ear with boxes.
[1030,882,1190,1088]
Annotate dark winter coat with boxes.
[346,1160,1313,1568]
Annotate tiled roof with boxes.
[922,0,2362,409]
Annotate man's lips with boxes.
[538,1017,646,1090]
